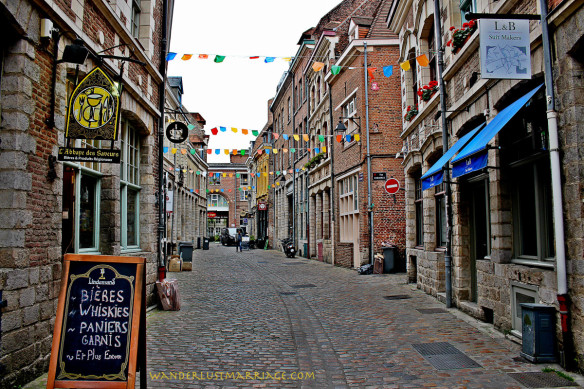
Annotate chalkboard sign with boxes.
[47,254,146,389]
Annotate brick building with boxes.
[388,0,584,369]
[207,155,250,239]
[0,0,172,386]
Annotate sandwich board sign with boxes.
[47,254,146,389]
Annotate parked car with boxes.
[220,228,237,246]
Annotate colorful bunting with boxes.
[171,148,177,154]
[214,55,226,63]
[188,124,196,130]
[303,134,309,142]
[199,54,208,59]
[367,67,377,80]
[312,62,325,72]
[242,129,249,135]
[294,135,299,141]
[346,135,352,142]
[314,148,320,154]
[273,133,280,140]
[355,134,361,142]
[336,135,342,142]
[283,134,289,140]
[211,127,218,135]
[264,57,275,63]
[331,65,341,75]
[166,52,177,61]
[400,61,411,71]
[231,127,237,133]
[181,54,193,60]
[383,66,393,77]
[220,126,227,132]
[252,130,259,136]
[416,54,429,67]
[319,135,325,142]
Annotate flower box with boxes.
[418,81,439,101]
[446,20,477,54]
[404,105,419,122]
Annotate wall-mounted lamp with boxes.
[60,38,89,65]
[335,116,361,132]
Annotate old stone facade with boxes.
[389,0,584,369]
[0,0,169,386]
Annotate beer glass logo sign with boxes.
[66,68,121,141]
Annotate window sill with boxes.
[510,258,555,270]
[122,247,143,254]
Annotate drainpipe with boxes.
[364,41,374,265]
[291,71,297,248]
[328,84,336,265]
[434,0,452,308]
[538,0,570,367]
[157,0,169,282]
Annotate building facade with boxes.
[389,0,584,369]
[0,0,171,386]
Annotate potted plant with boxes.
[404,105,418,122]
[417,81,439,101]
[304,152,326,169]
[446,20,477,54]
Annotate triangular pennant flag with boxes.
[214,55,226,63]
[262,172,268,177]
[166,52,177,61]
[252,130,259,136]
[383,66,393,77]
[181,149,187,154]
[277,182,280,186]
[264,57,275,63]
[196,171,201,175]
[336,135,342,142]
[283,148,288,153]
[163,147,169,153]
[283,134,289,140]
[289,169,293,174]
[322,146,327,153]
[269,172,273,175]
[188,124,196,130]
[331,65,341,75]
[416,54,429,67]
[367,67,377,80]
[249,56,260,59]
[206,149,212,155]
[295,169,299,173]
[265,149,270,155]
[211,127,218,135]
[312,62,324,72]
[355,134,361,141]
[181,54,193,60]
[273,133,280,140]
[400,61,411,71]
[240,150,246,156]
[242,129,249,135]
[224,149,229,155]
[231,127,238,133]
[256,173,260,177]
[222,173,227,177]
[190,189,193,193]
[307,148,311,152]
[314,148,319,154]
[229,173,233,177]
[171,148,177,154]
[282,57,292,62]
[319,135,325,142]
[303,134,309,141]
[206,189,209,193]
[221,189,224,192]
[199,54,209,59]
[291,148,296,153]
[215,149,220,155]
[268,185,271,189]
[228,189,232,192]
[293,135,299,141]
[232,149,238,155]
[273,149,278,154]
[257,149,263,155]
[236,173,240,178]
[190,149,196,154]
[346,135,352,142]
[220,126,227,132]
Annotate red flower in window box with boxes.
[449,20,478,54]
[404,105,419,121]
[418,81,439,101]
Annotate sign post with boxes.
[384,178,400,194]
[47,254,146,389]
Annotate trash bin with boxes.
[197,237,201,249]
[178,241,193,262]
[520,303,556,363]
[203,237,209,250]
[382,246,397,273]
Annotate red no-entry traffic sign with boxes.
[385,178,400,194]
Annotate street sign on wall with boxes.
[385,178,400,194]
[208,212,217,218]
[373,172,387,181]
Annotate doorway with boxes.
[469,178,490,302]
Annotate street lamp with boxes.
[335,116,361,132]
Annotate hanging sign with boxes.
[258,202,268,211]
[480,19,531,79]
[65,67,121,140]
[47,254,146,389]
[166,122,189,144]
[208,212,217,218]
[57,147,121,163]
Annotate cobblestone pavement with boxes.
[144,244,581,389]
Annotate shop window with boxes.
[339,174,359,242]
[120,120,141,251]
[435,182,447,247]
[415,173,424,247]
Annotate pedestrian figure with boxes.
[236,229,242,252]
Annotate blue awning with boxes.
[450,84,544,178]
[421,124,485,190]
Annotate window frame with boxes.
[131,0,141,39]
[120,120,141,252]
[414,175,424,247]
[435,182,447,248]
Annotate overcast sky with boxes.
[167,0,343,163]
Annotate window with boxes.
[288,97,291,121]
[210,174,221,185]
[427,22,437,82]
[435,182,447,247]
[240,173,249,185]
[460,0,476,21]
[339,174,359,242]
[409,53,418,106]
[120,120,141,250]
[131,0,141,39]
[415,173,424,246]
[240,189,250,201]
[341,95,358,140]
[207,194,228,208]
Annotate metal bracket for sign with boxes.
[465,12,540,20]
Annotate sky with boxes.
[167,0,343,163]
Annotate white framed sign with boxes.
[480,19,531,79]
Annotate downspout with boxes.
[328,84,336,265]
[538,0,570,367]
[364,41,374,265]
[291,71,297,248]
[157,0,169,281]
[434,0,452,307]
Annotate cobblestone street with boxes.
[144,244,580,388]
